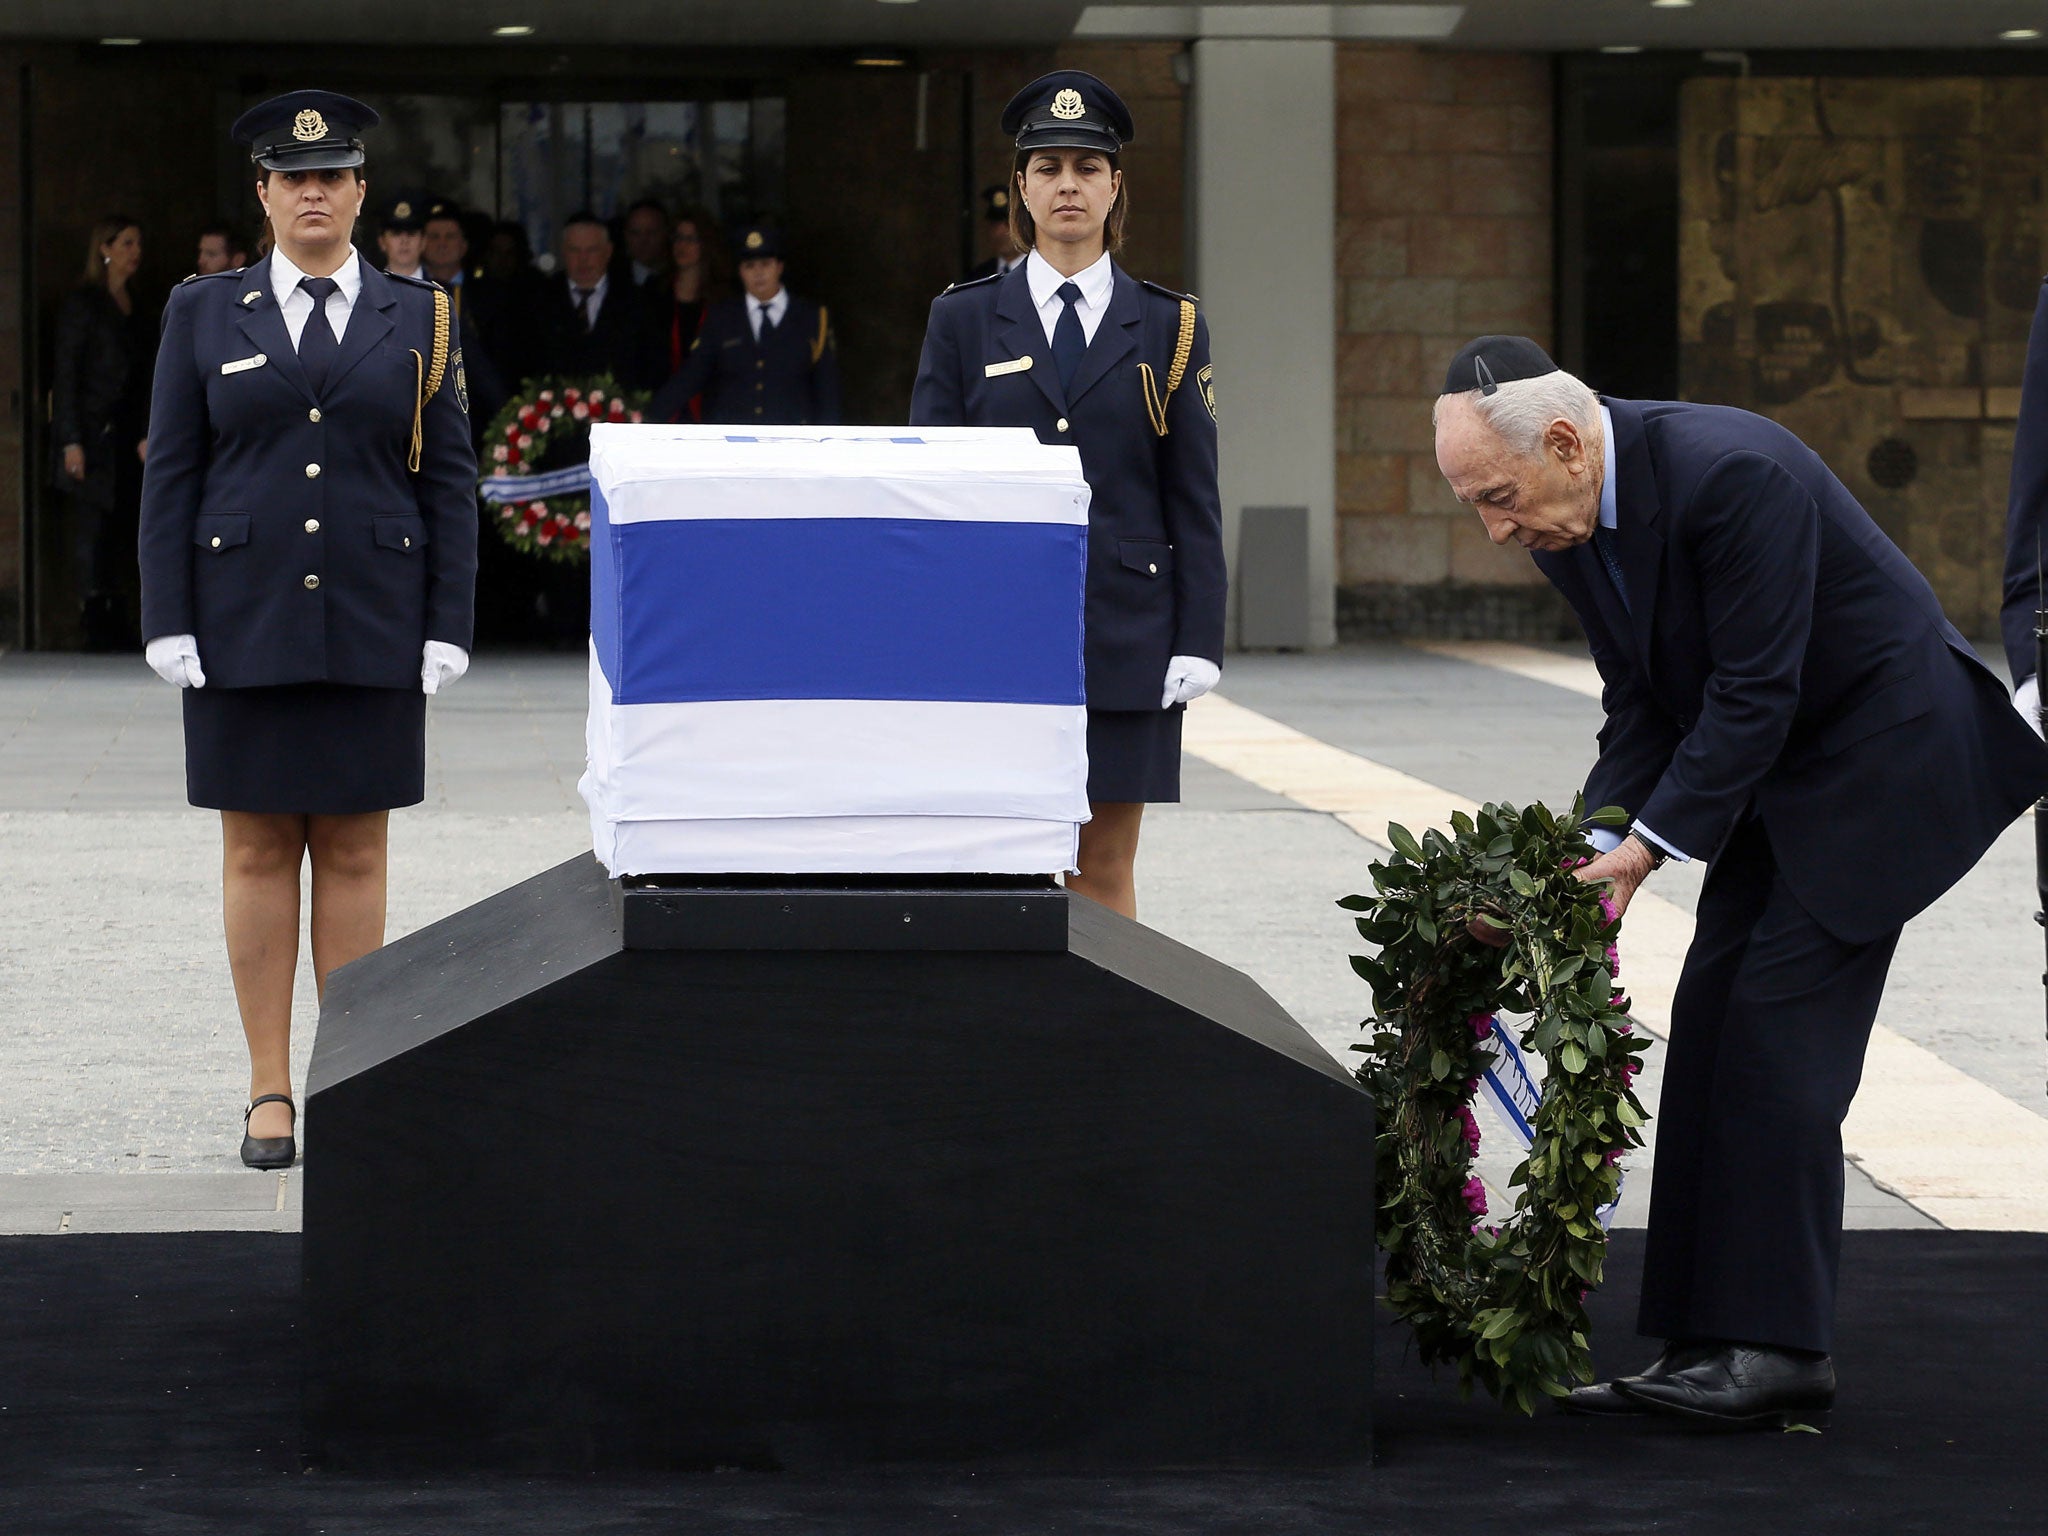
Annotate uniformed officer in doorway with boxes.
[137,91,478,1170]
[649,224,841,426]
[963,184,1024,283]
[910,71,1227,919]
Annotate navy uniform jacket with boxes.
[1540,397,2048,944]
[2001,277,2048,683]
[650,293,841,427]
[138,259,478,690]
[908,262,1225,713]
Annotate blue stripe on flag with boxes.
[591,477,621,685]
[605,517,1086,706]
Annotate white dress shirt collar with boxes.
[269,245,362,347]
[1598,404,1618,531]
[749,287,789,339]
[1025,248,1113,347]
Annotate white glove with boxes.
[145,634,205,689]
[1161,654,1221,710]
[2015,674,2043,740]
[422,640,470,696]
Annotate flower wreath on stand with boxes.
[479,376,649,565]
[1344,797,1653,1414]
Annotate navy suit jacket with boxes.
[1538,398,2048,943]
[650,293,841,427]
[2002,277,2048,683]
[138,258,478,689]
[908,262,1225,712]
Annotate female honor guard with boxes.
[138,92,478,1168]
[910,72,1226,917]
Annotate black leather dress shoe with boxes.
[1558,1341,1715,1417]
[1616,1343,1834,1429]
[240,1093,297,1170]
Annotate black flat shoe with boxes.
[241,1093,297,1170]
[1558,1340,1717,1417]
[1616,1343,1834,1430]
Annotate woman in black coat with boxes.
[51,214,153,649]
[909,73,1226,918]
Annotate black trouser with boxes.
[1638,816,1901,1355]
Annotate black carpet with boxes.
[0,1231,2040,1534]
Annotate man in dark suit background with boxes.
[534,210,663,391]
[1434,336,2048,1428]
[650,224,839,427]
[2001,276,2048,734]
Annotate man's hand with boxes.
[1572,835,1656,919]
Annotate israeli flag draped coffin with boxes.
[581,425,1093,876]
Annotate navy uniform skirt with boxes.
[184,683,426,814]
[1085,706,1183,804]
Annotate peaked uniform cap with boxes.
[1000,71,1133,155]
[734,224,784,261]
[232,90,377,172]
[1442,335,1560,397]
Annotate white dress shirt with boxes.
[569,272,609,328]
[748,288,790,341]
[270,245,362,349]
[1025,248,1112,348]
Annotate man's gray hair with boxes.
[1435,368,1601,459]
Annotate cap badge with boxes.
[292,108,327,142]
[1050,89,1086,121]
[993,190,1008,209]
[394,201,412,219]
[745,230,764,250]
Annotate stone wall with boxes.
[1680,76,2045,637]
[1332,45,1569,639]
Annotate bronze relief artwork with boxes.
[1679,77,2045,632]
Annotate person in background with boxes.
[909,73,1227,918]
[194,223,250,276]
[619,197,670,290]
[137,90,477,1171]
[52,213,154,650]
[375,194,428,278]
[536,210,663,390]
[415,199,506,434]
[963,184,1024,282]
[650,224,839,426]
[650,206,727,416]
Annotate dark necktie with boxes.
[1052,280,1085,396]
[1593,526,1631,613]
[297,276,340,394]
[574,286,594,332]
[757,303,776,341]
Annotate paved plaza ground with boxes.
[3,641,2044,1236]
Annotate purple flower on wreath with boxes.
[1463,1077,1482,1095]
[1604,1149,1625,1167]
[1461,1177,1488,1218]
[1468,1013,1494,1040]
[1456,1103,1482,1155]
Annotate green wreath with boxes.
[480,374,649,566]
[1343,797,1652,1413]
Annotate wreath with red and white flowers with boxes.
[479,375,648,565]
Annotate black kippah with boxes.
[1441,335,1560,396]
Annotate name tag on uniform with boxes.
[984,356,1033,378]
[220,353,268,375]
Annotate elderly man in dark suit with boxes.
[1434,336,2048,1429]
[533,210,663,391]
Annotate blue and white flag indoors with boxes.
[580,425,1093,876]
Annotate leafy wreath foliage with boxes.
[1344,797,1652,1413]
[480,374,649,566]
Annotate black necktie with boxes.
[574,286,594,332]
[298,276,340,394]
[1594,526,1631,613]
[757,303,776,341]
[1052,281,1085,396]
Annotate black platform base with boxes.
[303,856,1374,1473]
[2,1231,2042,1536]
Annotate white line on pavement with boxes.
[1183,690,2048,1231]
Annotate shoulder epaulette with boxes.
[384,269,441,292]
[1140,277,1199,305]
[178,268,243,286]
[938,271,1003,298]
